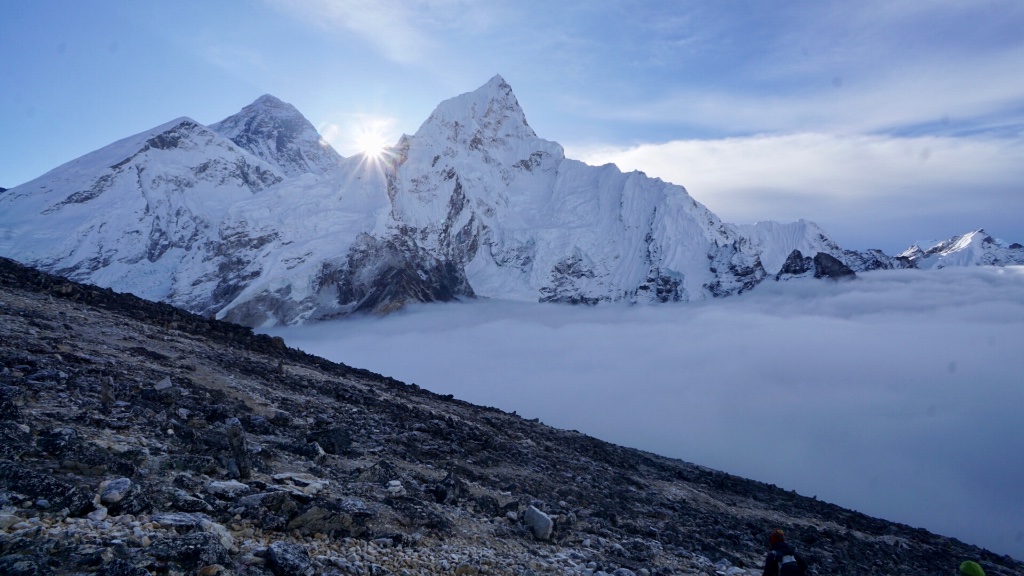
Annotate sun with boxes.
[354,129,390,161]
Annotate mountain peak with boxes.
[210,94,341,177]
[899,228,1024,269]
[415,74,537,144]
[252,93,288,107]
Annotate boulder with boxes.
[100,477,133,503]
[266,541,313,576]
[150,531,232,571]
[524,505,554,540]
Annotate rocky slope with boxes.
[0,77,917,327]
[2,257,1020,576]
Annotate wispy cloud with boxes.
[266,267,1024,561]
[569,133,1024,251]
[555,2,1024,137]
[573,48,1024,137]
[263,0,504,66]
[264,0,433,64]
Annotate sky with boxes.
[265,266,1024,561]
[2,1,1023,253]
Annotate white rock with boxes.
[88,507,108,522]
[207,480,250,498]
[523,505,553,541]
[0,514,20,529]
[200,518,235,551]
[100,478,133,503]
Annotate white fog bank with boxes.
[264,267,1024,561]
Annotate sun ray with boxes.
[355,129,389,161]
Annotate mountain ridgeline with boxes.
[1,76,1022,326]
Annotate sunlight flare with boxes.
[354,128,390,160]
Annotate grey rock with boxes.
[152,511,212,529]
[87,506,108,521]
[225,418,252,480]
[100,477,133,503]
[151,530,232,571]
[524,505,553,540]
[266,541,313,576]
[207,479,251,499]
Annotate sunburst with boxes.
[354,128,390,161]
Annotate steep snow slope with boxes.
[900,230,1024,269]
[210,94,342,177]
[0,118,283,307]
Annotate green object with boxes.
[959,560,985,576]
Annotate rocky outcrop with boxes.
[774,250,857,281]
[2,257,1021,575]
[812,252,856,280]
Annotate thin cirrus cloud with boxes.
[575,44,1024,137]
[262,0,503,67]
[264,266,1024,561]
[263,0,436,64]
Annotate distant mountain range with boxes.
[1,75,1022,326]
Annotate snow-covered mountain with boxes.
[0,76,1009,326]
[210,94,342,178]
[0,117,283,307]
[898,230,1024,269]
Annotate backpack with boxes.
[772,549,804,576]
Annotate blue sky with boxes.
[2,1,1023,252]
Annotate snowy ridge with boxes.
[0,77,1017,326]
[899,230,1024,269]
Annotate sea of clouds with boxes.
[264,266,1024,561]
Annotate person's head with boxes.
[769,529,785,546]
[958,560,985,576]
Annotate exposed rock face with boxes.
[775,250,857,281]
[2,257,1022,575]
[812,252,856,280]
[776,249,813,278]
